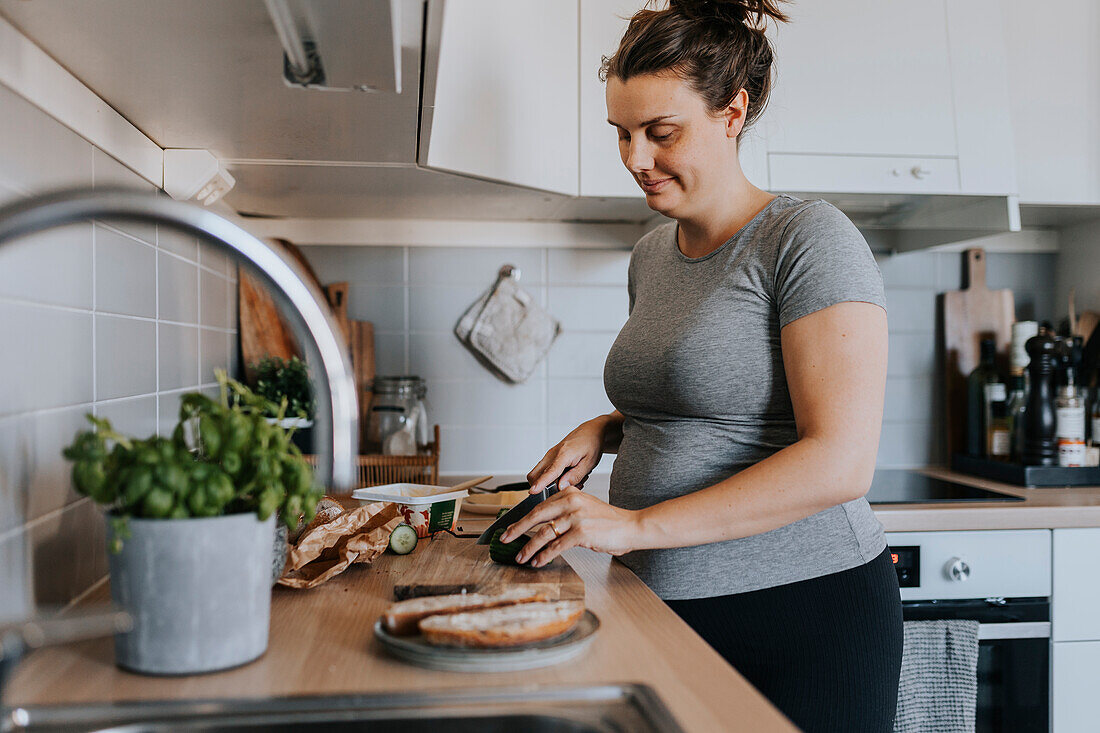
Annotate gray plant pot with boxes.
[108,512,275,675]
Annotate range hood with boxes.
[263,0,402,93]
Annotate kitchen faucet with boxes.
[0,189,358,715]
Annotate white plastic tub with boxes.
[351,483,468,538]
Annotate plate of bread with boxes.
[375,588,598,671]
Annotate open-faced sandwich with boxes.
[382,588,584,648]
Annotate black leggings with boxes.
[665,547,903,733]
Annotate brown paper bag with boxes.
[278,501,401,589]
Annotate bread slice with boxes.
[383,587,548,636]
[419,600,585,648]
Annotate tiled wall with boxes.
[0,85,238,622]
[877,247,1057,468]
[304,241,1059,475]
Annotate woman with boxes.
[500,0,902,730]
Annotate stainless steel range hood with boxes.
[264,0,402,93]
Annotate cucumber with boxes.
[388,523,418,555]
[489,527,538,567]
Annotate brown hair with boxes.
[600,0,790,139]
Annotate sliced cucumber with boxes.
[388,523,419,555]
[489,527,539,567]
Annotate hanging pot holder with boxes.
[455,265,561,383]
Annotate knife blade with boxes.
[475,483,558,544]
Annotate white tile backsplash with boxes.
[0,302,93,416]
[409,247,544,284]
[158,251,199,324]
[548,286,629,332]
[547,249,630,285]
[158,323,200,391]
[305,245,405,285]
[886,332,937,378]
[198,241,229,277]
[373,333,408,376]
[547,331,617,379]
[426,379,547,427]
[95,315,156,400]
[875,250,936,288]
[0,225,94,309]
[408,332,497,380]
[0,406,87,529]
[158,227,198,262]
[95,395,158,444]
[884,289,937,334]
[438,425,548,474]
[884,375,937,425]
[200,327,230,384]
[95,225,156,317]
[548,378,615,427]
[349,283,406,332]
[199,268,229,329]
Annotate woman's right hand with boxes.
[526,418,609,494]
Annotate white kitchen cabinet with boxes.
[579,0,641,198]
[421,0,579,195]
[578,0,769,198]
[763,0,1015,195]
[1004,0,1100,205]
[1052,528,1100,642]
[1053,641,1100,733]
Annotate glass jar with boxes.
[365,376,428,454]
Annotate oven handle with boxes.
[977,621,1051,640]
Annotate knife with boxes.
[475,482,559,544]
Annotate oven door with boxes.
[903,598,1050,733]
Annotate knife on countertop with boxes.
[475,482,559,544]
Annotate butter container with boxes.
[351,483,467,538]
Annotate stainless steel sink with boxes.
[3,685,683,733]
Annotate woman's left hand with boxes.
[499,485,643,567]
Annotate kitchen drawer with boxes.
[768,153,961,194]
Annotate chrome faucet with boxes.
[0,188,358,491]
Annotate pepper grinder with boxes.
[1022,334,1059,466]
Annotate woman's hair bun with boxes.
[667,0,789,30]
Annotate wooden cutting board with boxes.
[386,533,585,602]
[349,320,376,450]
[237,238,328,383]
[238,269,300,383]
[942,248,1015,457]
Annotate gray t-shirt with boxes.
[603,194,888,600]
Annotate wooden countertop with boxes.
[874,467,1100,532]
[5,543,796,732]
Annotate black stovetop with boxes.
[866,470,1024,504]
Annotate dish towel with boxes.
[894,619,980,733]
[455,266,561,383]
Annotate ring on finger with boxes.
[549,519,563,538]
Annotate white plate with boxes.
[374,610,600,672]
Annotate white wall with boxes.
[0,84,237,622]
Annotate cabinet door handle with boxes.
[910,165,931,179]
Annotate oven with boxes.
[887,530,1051,733]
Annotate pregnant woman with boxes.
[500,1,902,730]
